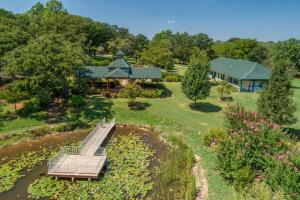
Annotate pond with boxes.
[0,125,168,200]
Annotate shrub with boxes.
[238,181,285,200]
[119,83,142,105]
[67,95,85,107]
[141,89,164,98]
[217,104,299,198]
[216,81,237,100]
[164,74,181,82]
[53,123,74,132]
[202,128,228,146]
[28,126,51,137]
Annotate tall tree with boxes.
[272,38,300,73]
[257,60,297,125]
[181,49,211,104]
[213,39,267,63]
[2,34,89,103]
[173,32,194,64]
[0,8,29,85]
[192,33,215,59]
[140,41,174,69]
[1,80,29,113]
[133,34,149,62]
[45,0,66,13]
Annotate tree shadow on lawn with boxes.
[45,96,114,125]
[189,102,222,113]
[129,102,151,111]
[82,96,114,122]
[161,87,173,98]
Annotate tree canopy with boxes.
[271,38,300,73]
[181,49,211,104]
[3,34,89,102]
[213,38,267,63]
[257,60,297,125]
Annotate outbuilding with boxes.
[210,57,270,92]
[82,50,161,89]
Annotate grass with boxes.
[1,71,300,199]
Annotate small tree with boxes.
[120,83,142,107]
[182,49,211,105]
[257,60,297,125]
[2,81,29,113]
[216,81,236,100]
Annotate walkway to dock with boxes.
[47,118,115,179]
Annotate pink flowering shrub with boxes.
[217,104,299,199]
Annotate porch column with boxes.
[141,79,146,88]
[239,80,243,92]
[92,79,96,88]
[106,79,109,90]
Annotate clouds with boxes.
[167,20,176,24]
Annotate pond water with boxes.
[0,125,168,200]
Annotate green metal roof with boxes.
[211,57,270,80]
[81,50,161,79]
[116,50,125,57]
[82,66,161,79]
[109,58,131,68]
[130,67,162,79]
[105,68,129,78]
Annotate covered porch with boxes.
[210,71,268,92]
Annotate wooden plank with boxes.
[47,119,115,179]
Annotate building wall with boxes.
[119,79,129,86]
[241,80,268,92]
[210,71,268,92]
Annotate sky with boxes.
[0,0,299,41]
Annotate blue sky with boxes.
[0,0,299,41]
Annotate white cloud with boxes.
[167,20,176,24]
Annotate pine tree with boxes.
[257,60,297,125]
[181,49,211,105]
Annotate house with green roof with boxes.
[210,57,270,92]
[82,50,161,89]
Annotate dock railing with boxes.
[47,118,114,174]
[78,118,106,153]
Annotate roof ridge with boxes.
[241,62,257,79]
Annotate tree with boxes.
[272,38,300,73]
[172,32,194,64]
[2,34,89,104]
[192,33,215,59]
[257,60,297,125]
[120,83,142,107]
[107,35,135,56]
[182,49,211,104]
[45,0,66,13]
[0,8,29,86]
[213,39,267,63]
[216,81,236,100]
[2,80,29,113]
[140,41,174,69]
[133,34,149,62]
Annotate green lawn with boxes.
[1,78,300,199]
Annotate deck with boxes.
[47,118,115,179]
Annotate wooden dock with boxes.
[47,118,115,180]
